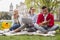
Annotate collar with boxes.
[43,13,48,17]
[29,14,35,16]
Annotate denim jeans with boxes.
[10,23,20,31]
[34,23,59,33]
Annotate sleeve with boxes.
[48,15,54,27]
[37,14,42,25]
[34,15,37,23]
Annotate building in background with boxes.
[9,3,13,16]
[0,3,13,20]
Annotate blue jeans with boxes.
[10,23,20,31]
[34,23,59,33]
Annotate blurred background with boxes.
[0,0,60,21]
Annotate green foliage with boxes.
[25,0,60,13]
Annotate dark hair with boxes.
[29,10,31,14]
[42,6,47,9]
[29,7,33,14]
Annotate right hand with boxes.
[39,23,45,27]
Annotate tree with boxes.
[25,0,60,13]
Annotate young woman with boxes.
[9,10,21,31]
[11,7,37,32]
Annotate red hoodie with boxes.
[37,13,54,28]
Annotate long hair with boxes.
[14,10,19,19]
[29,7,33,14]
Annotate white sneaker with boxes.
[46,31,56,36]
[48,31,56,34]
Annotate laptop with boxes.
[22,18,33,24]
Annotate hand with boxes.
[39,20,50,26]
[42,20,50,25]
[42,21,47,25]
[39,23,45,26]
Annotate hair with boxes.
[29,7,33,14]
[29,10,31,14]
[14,10,19,19]
[42,6,47,9]
[14,9,18,15]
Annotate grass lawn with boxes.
[0,22,60,40]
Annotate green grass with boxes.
[0,22,60,40]
[0,34,60,40]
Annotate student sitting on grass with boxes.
[9,10,21,31]
[0,10,21,34]
[34,6,59,36]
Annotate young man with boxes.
[34,6,59,36]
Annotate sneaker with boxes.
[48,31,56,34]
